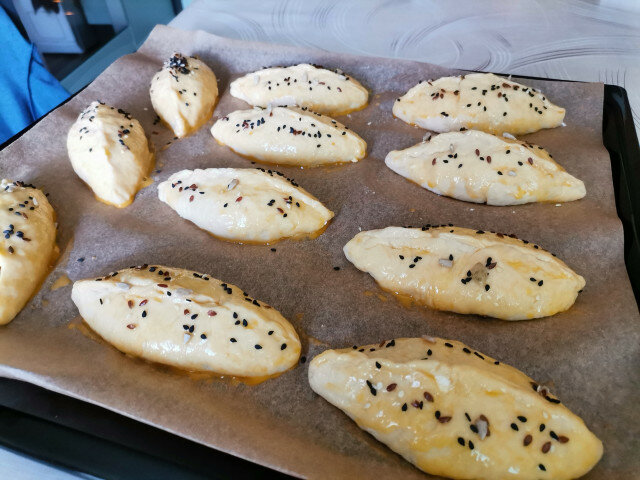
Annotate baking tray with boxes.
[0,71,637,479]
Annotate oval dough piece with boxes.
[210,106,366,166]
[230,63,368,115]
[309,337,603,480]
[150,53,218,137]
[393,73,565,135]
[158,168,334,243]
[71,265,301,377]
[67,101,154,208]
[0,180,57,325]
[343,226,584,320]
[385,130,585,205]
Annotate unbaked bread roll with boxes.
[210,106,366,166]
[0,179,57,325]
[71,265,301,377]
[150,53,218,137]
[67,101,154,208]
[393,73,565,135]
[343,226,584,320]
[309,336,603,480]
[158,168,333,244]
[230,63,368,115]
[385,130,585,205]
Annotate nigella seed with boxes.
[141,310,147,318]
[401,403,407,412]
[435,410,441,419]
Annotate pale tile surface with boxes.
[171,0,640,139]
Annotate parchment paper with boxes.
[0,25,638,479]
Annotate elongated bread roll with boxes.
[393,73,565,135]
[210,106,366,166]
[344,226,584,320]
[230,63,368,115]
[309,337,603,480]
[71,265,301,377]
[158,168,333,244]
[67,101,154,208]
[385,130,585,205]
[0,180,57,325]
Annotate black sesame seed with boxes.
[230,338,237,342]
[457,437,465,446]
[518,416,527,423]
[255,344,262,350]
[511,423,519,431]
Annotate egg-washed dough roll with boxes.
[150,53,218,138]
[0,180,57,325]
[71,265,301,377]
[210,106,366,167]
[67,101,154,208]
[309,336,603,480]
[393,73,565,135]
[385,130,585,205]
[230,63,368,115]
[343,226,584,320]
[158,168,333,244]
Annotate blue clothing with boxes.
[0,6,69,144]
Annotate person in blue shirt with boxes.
[0,5,69,144]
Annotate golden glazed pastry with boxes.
[158,168,333,244]
[343,226,584,320]
[150,53,218,137]
[309,336,603,480]
[210,106,366,166]
[230,63,368,115]
[0,180,57,325]
[71,265,301,377]
[393,73,565,135]
[385,130,585,205]
[67,101,154,208]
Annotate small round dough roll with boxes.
[67,101,154,208]
[71,265,301,377]
[0,179,57,325]
[150,53,218,137]
[309,337,603,480]
[158,168,333,244]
